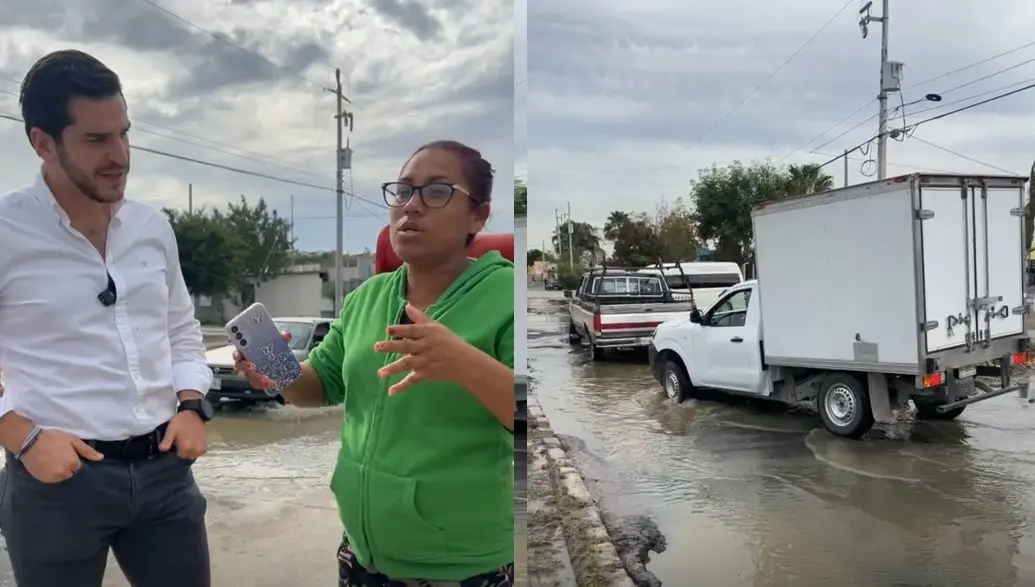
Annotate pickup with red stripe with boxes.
[567,267,696,359]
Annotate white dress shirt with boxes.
[0,171,212,440]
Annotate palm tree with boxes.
[786,163,834,198]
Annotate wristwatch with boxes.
[178,398,214,422]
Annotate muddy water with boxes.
[528,289,1035,587]
[0,403,525,586]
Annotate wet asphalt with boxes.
[528,289,1035,587]
[0,370,525,586]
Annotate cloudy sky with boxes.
[0,0,514,252]
[527,0,1035,250]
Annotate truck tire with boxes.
[817,372,875,438]
[914,400,966,421]
[568,320,582,344]
[661,360,694,403]
[589,338,604,361]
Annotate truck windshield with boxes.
[593,276,664,295]
[664,272,741,290]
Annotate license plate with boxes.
[209,378,222,391]
[959,366,977,380]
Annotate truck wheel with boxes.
[567,320,582,344]
[817,373,874,438]
[589,337,604,361]
[914,400,966,421]
[661,360,693,402]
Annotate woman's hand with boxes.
[374,304,478,395]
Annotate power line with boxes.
[815,80,1035,168]
[812,150,956,174]
[808,58,1035,155]
[782,40,1035,160]
[655,0,855,169]
[909,135,1017,174]
[905,40,1035,89]
[0,112,387,210]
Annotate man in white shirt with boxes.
[0,50,214,587]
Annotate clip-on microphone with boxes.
[97,273,117,307]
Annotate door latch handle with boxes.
[730,337,743,343]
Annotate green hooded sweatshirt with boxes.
[307,251,515,580]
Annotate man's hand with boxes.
[21,430,104,484]
[159,410,208,459]
[374,304,480,395]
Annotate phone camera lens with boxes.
[230,325,239,334]
[240,339,247,347]
[235,332,243,340]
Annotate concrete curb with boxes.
[528,401,635,587]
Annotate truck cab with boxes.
[650,281,767,397]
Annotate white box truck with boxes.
[649,173,1032,437]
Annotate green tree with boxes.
[653,198,697,262]
[690,161,790,266]
[785,163,834,198]
[553,260,583,289]
[514,178,527,216]
[527,247,544,267]
[602,200,697,266]
[604,210,661,266]
[221,196,294,306]
[551,221,601,267]
[164,209,244,297]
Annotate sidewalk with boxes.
[527,400,633,587]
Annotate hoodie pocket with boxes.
[366,468,448,563]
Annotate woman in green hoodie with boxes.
[234,140,515,586]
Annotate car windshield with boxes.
[274,321,313,350]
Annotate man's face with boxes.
[36,95,131,204]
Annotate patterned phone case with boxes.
[225,303,302,394]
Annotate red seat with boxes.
[375,226,514,274]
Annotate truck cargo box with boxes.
[751,173,1028,375]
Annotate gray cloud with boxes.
[0,0,514,251]
[0,0,330,99]
[367,0,442,40]
[527,0,1035,246]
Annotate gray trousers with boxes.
[0,451,210,587]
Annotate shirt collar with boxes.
[31,166,125,228]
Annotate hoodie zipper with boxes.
[359,303,409,570]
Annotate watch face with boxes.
[199,399,214,421]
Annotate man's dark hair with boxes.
[20,50,123,143]
[407,140,494,246]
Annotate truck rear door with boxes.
[919,177,1026,352]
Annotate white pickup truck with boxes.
[569,268,695,360]
[650,173,1031,437]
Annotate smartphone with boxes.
[224,303,302,394]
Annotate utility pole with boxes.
[289,194,295,244]
[860,0,901,180]
[188,183,193,214]
[843,149,849,187]
[553,210,562,257]
[326,68,354,316]
[566,202,574,267]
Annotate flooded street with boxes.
[0,401,526,585]
[529,289,1035,587]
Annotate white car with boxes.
[205,317,332,404]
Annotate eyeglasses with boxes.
[381,182,471,208]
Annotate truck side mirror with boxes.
[689,310,703,325]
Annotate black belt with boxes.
[83,422,169,461]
